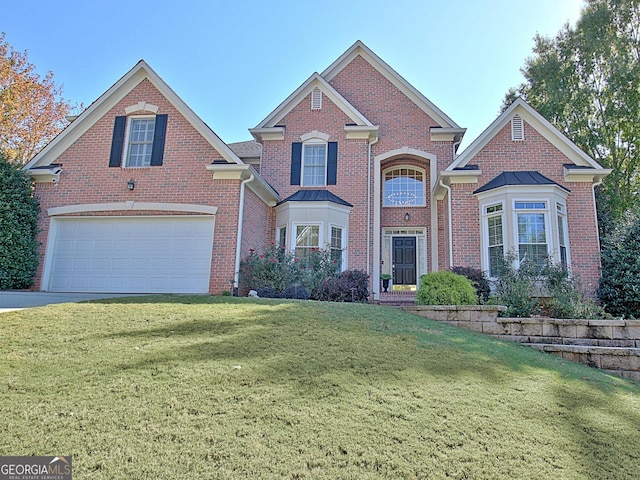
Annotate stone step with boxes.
[523,343,640,379]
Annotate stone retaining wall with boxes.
[403,306,640,380]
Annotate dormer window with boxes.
[511,115,524,141]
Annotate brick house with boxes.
[24,41,610,299]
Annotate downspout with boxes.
[439,179,453,268]
[592,176,605,251]
[233,174,254,296]
[367,135,378,277]
[440,138,462,269]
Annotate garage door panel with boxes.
[47,217,214,293]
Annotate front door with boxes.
[392,237,416,286]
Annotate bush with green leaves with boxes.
[451,266,491,303]
[490,253,604,319]
[0,158,40,289]
[598,212,640,318]
[489,254,540,317]
[416,271,477,305]
[313,270,370,303]
[239,245,340,298]
[239,244,296,294]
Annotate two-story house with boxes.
[24,41,609,300]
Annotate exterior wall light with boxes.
[127,180,135,191]
[404,212,410,221]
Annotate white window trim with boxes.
[276,225,287,248]
[513,199,551,268]
[477,186,570,277]
[123,115,156,168]
[481,201,505,278]
[329,223,348,271]
[301,140,328,187]
[292,222,323,259]
[382,165,427,207]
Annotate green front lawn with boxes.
[1,296,639,479]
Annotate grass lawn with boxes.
[1,296,639,479]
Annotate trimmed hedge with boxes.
[417,271,477,306]
[0,158,40,289]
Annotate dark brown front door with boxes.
[392,237,416,285]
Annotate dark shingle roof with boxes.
[277,190,353,207]
[473,171,570,194]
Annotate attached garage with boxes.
[43,216,215,293]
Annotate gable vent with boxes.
[511,115,524,141]
[311,87,322,110]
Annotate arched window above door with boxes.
[383,167,426,206]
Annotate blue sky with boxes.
[4,0,584,150]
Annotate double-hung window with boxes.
[556,203,568,268]
[295,225,320,267]
[303,143,327,186]
[330,226,344,269]
[515,201,548,268]
[126,118,156,167]
[109,113,168,168]
[290,134,337,186]
[485,204,504,277]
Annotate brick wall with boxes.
[449,120,602,294]
[33,79,242,294]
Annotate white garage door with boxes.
[46,216,215,293]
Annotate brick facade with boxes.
[26,42,607,297]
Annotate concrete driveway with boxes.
[0,291,138,313]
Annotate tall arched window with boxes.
[383,167,425,206]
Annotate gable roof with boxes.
[24,60,243,170]
[473,171,570,194]
[252,72,374,130]
[322,41,461,129]
[448,98,609,172]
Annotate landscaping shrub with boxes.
[489,254,540,317]
[0,158,40,289]
[451,266,490,303]
[490,253,604,318]
[281,284,310,300]
[239,244,295,294]
[416,271,477,305]
[255,286,280,299]
[239,245,340,298]
[313,270,370,302]
[296,249,341,295]
[598,212,640,318]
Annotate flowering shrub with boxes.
[239,245,340,298]
[239,244,296,294]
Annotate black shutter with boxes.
[290,142,302,185]
[327,142,338,185]
[109,116,127,167]
[150,114,168,166]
